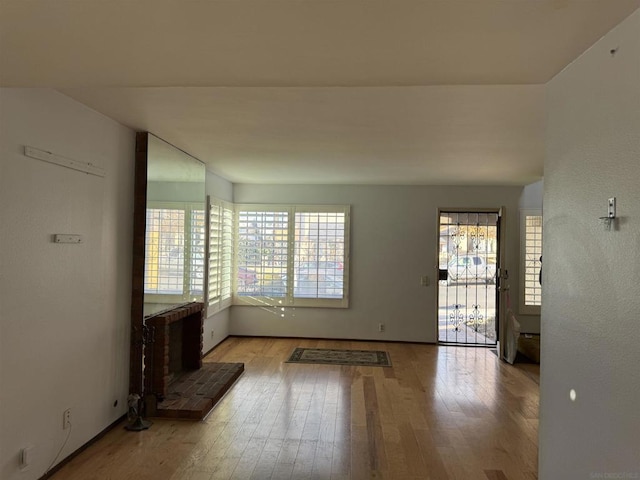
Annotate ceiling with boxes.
[1,0,638,185]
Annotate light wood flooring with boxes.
[52,337,539,480]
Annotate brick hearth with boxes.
[143,302,243,420]
[154,362,244,419]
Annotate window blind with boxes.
[208,198,234,313]
[520,210,543,314]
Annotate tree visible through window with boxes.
[144,203,205,300]
[145,208,185,295]
[294,212,346,299]
[236,209,289,298]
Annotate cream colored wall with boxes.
[0,89,134,479]
[231,184,522,343]
[541,9,640,478]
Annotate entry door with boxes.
[437,211,501,346]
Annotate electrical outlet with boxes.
[63,409,71,429]
[210,330,215,339]
[378,323,385,333]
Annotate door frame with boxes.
[434,207,506,353]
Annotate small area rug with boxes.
[286,348,391,367]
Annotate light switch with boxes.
[20,445,34,469]
[421,275,430,286]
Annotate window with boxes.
[144,203,205,300]
[235,205,350,308]
[236,208,289,299]
[520,210,543,314]
[294,211,346,300]
[190,208,206,294]
[207,197,233,314]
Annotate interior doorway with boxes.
[437,210,501,346]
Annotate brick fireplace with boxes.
[144,302,204,400]
[142,302,244,419]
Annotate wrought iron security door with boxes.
[437,211,500,346]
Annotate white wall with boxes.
[202,170,234,353]
[0,89,134,479]
[207,170,233,204]
[541,9,640,479]
[518,179,543,333]
[147,181,205,202]
[231,184,522,343]
[520,179,543,211]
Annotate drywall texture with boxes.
[0,89,134,479]
[202,170,234,352]
[541,9,640,479]
[518,179,543,333]
[232,184,522,343]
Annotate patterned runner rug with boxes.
[286,348,392,367]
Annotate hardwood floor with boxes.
[52,337,539,480]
